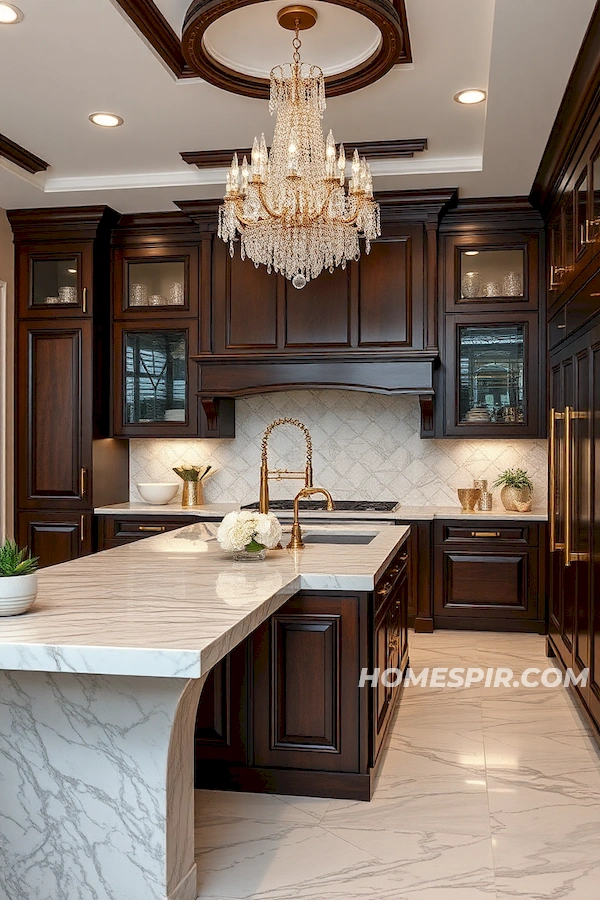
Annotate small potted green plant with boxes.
[493,468,534,511]
[0,539,39,616]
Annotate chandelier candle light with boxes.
[218,5,380,289]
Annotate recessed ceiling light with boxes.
[0,3,24,24]
[464,250,479,256]
[89,112,124,128]
[454,89,487,105]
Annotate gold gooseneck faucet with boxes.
[259,418,315,514]
[288,486,335,551]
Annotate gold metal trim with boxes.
[564,406,572,567]
[549,408,564,553]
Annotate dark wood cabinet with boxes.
[194,534,411,800]
[438,203,545,438]
[17,321,92,510]
[17,511,92,568]
[548,317,600,728]
[433,520,545,632]
[97,514,200,550]
[9,207,130,566]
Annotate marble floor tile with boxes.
[194,628,599,900]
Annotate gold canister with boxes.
[181,481,204,507]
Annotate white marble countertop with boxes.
[0,523,410,680]
[95,500,548,522]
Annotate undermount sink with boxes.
[298,532,379,545]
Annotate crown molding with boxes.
[0,132,49,175]
[111,0,196,78]
[530,2,600,216]
[181,139,428,169]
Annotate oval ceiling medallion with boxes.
[182,0,410,98]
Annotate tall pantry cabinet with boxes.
[9,207,129,568]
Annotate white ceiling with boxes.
[0,0,595,213]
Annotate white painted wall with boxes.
[130,391,548,509]
[0,210,14,540]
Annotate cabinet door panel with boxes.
[195,641,249,764]
[216,246,278,350]
[590,337,600,725]
[359,238,413,346]
[434,547,538,619]
[17,512,91,568]
[17,243,94,318]
[17,322,91,509]
[252,594,360,772]
[285,268,350,346]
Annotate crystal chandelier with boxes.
[218,6,380,289]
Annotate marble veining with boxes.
[193,630,600,900]
[128,390,548,508]
[0,522,409,678]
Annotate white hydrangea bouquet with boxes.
[216,510,282,560]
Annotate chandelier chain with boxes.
[292,21,301,66]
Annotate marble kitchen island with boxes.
[0,522,409,900]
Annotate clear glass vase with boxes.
[233,545,267,561]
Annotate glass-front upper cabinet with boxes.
[457,324,524,425]
[125,331,187,425]
[459,249,524,301]
[445,313,540,437]
[113,247,199,318]
[443,232,539,312]
[18,243,94,317]
[113,321,200,437]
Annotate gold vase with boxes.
[457,488,481,511]
[181,481,204,507]
[500,485,532,511]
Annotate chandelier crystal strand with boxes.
[218,18,380,288]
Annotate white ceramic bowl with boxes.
[0,572,38,616]
[136,483,179,505]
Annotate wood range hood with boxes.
[178,189,457,438]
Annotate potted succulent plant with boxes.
[0,539,39,616]
[493,468,534,512]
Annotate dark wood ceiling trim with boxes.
[112,0,196,79]
[530,3,600,216]
[180,139,428,169]
[0,132,49,174]
[175,187,458,230]
[7,206,119,241]
[182,0,411,98]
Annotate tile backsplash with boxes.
[129,391,548,507]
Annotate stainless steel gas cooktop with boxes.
[241,500,400,512]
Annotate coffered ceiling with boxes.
[0,0,596,213]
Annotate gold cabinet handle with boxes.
[377,581,392,596]
[82,287,88,313]
[471,531,500,538]
[138,525,166,533]
[388,636,400,651]
[80,514,85,543]
[549,408,564,553]
[564,406,572,567]
[80,467,87,498]
[398,553,408,562]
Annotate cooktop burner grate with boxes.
[241,500,400,512]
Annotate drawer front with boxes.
[435,521,537,546]
[101,515,199,542]
[374,541,409,614]
[434,547,539,619]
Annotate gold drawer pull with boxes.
[388,636,400,651]
[80,515,85,543]
[138,525,166,533]
[471,531,501,538]
[377,581,392,596]
[398,553,408,561]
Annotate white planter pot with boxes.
[0,572,38,616]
